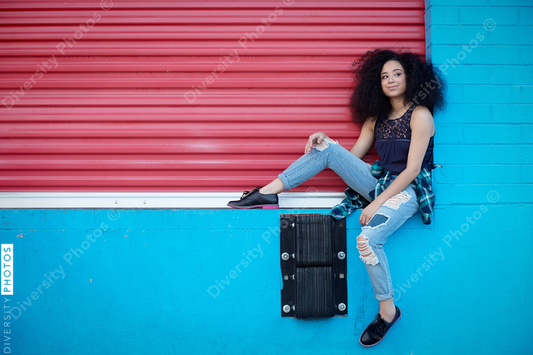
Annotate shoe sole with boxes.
[227,204,279,209]
[359,307,402,348]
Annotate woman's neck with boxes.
[389,97,413,118]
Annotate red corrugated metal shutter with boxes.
[0,0,425,193]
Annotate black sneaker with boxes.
[227,187,279,209]
[359,306,402,347]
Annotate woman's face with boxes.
[380,60,407,98]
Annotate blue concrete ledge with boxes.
[1,207,531,354]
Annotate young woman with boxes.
[228,49,446,347]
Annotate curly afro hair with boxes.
[349,48,447,125]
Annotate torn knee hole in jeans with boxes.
[357,235,379,266]
[382,191,411,210]
[313,137,338,151]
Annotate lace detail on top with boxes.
[374,104,417,140]
[374,103,434,174]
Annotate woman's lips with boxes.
[388,85,398,90]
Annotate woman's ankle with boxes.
[379,299,396,322]
[259,178,284,195]
[259,187,279,195]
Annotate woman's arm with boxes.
[350,116,375,159]
[359,106,434,226]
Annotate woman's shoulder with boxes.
[363,115,377,133]
[410,105,435,135]
[411,104,432,117]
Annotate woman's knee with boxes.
[312,137,341,153]
[357,234,380,266]
[357,215,389,266]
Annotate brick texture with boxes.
[426,0,532,204]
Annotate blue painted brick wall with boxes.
[2,206,532,355]
[426,0,533,206]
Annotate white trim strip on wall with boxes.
[0,192,346,209]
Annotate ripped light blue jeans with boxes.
[278,139,419,301]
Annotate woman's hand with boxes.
[359,200,381,226]
[305,132,328,154]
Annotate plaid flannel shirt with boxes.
[331,160,439,225]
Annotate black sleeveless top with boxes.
[374,104,434,174]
